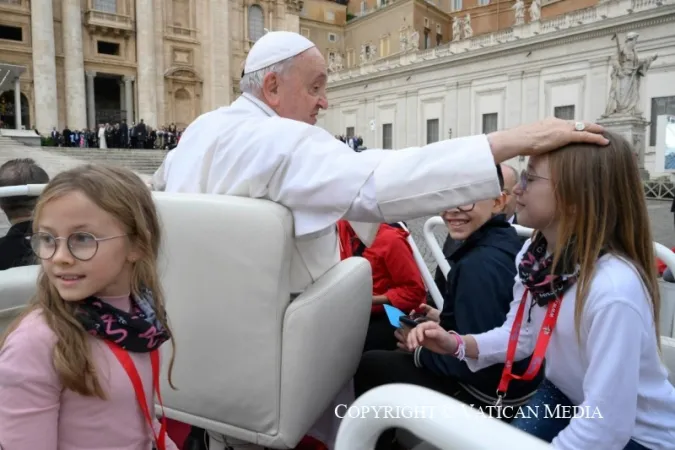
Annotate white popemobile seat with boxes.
[0,186,374,449]
[153,192,372,449]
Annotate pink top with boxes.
[0,296,178,450]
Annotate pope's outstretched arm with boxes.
[265,119,501,236]
[343,135,500,224]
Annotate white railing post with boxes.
[0,184,47,198]
[334,384,551,450]
[398,222,444,310]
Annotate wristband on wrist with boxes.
[448,331,466,361]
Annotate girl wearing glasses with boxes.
[0,165,178,450]
[407,132,675,450]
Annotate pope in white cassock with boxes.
[157,31,606,294]
[156,31,606,449]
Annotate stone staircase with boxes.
[0,137,90,177]
[0,136,163,234]
[46,147,168,175]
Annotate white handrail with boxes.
[423,217,450,278]
[398,222,444,310]
[334,384,551,450]
[0,184,47,198]
[423,217,675,277]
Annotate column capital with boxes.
[85,70,96,78]
[123,75,135,83]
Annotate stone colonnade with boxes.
[29,0,153,132]
[27,0,237,132]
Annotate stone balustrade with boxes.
[328,0,673,83]
[84,10,134,35]
[166,25,198,40]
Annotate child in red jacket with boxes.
[337,221,426,352]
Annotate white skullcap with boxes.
[243,31,316,75]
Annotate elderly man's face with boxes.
[275,47,328,125]
[501,164,518,220]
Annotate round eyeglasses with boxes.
[454,204,475,212]
[442,204,475,216]
[519,170,549,190]
[28,232,128,261]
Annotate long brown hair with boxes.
[0,164,176,398]
[547,132,660,345]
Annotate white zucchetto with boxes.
[243,31,316,75]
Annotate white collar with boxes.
[241,92,278,118]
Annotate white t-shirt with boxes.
[467,240,675,450]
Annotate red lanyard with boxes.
[106,342,167,450]
[495,289,562,406]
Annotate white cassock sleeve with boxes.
[267,125,501,236]
[309,134,501,225]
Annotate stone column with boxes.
[209,0,231,107]
[154,0,166,126]
[120,80,125,112]
[456,81,471,136]
[86,71,96,129]
[506,72,523,129]
[124,76,134,124]
[62,0,87,129]
[14,77,22,130]
[136,0,158,126]
[31,0,58,132]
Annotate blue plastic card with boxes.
[383,304,406,328]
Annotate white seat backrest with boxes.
[661,336,675,385]
[152,192,295,428]
[658,281,675,338]
[0,265,40,335]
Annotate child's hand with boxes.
[417,304,441,323]
[406,321,457,355]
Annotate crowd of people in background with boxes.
[48,121,183,150]
[335,134,365,151]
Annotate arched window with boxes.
[248,5,264,43]
[93,0,117,14]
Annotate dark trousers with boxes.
[512,379,651,449]
[355,350,491,450]
[364,314,399,353]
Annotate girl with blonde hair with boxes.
[0,164,177,450]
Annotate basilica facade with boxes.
[319,0,675,178]
[0,0,303,133]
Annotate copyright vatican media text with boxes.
[334,404,603,420]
